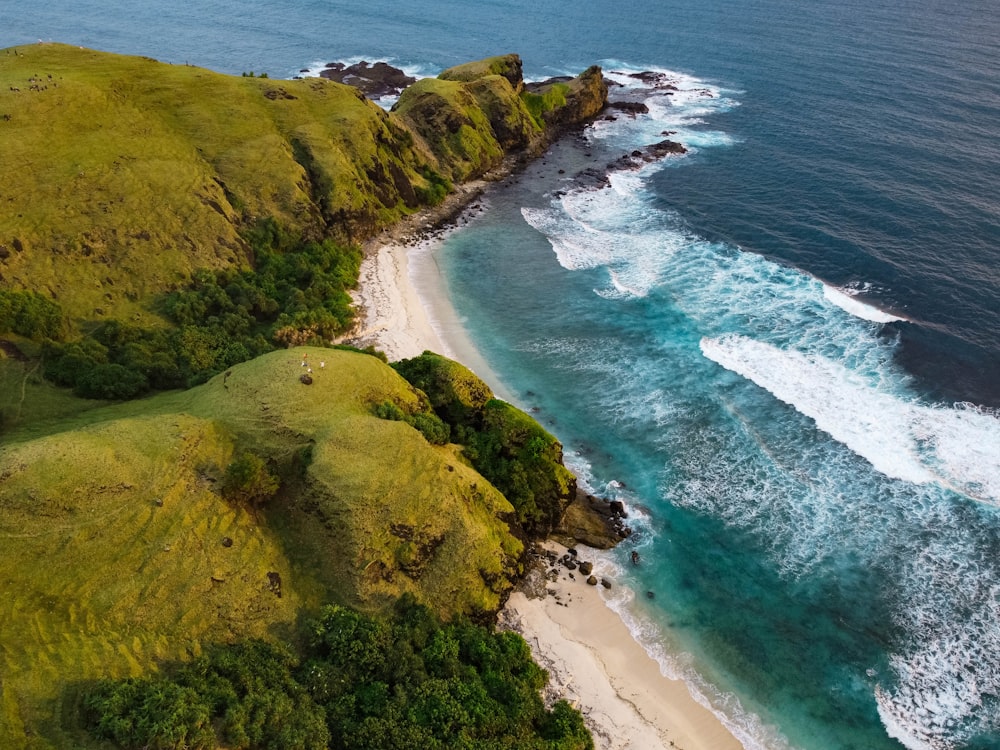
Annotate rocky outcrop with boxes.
[319,60,416,99]
[523,65,608,133]
[440,54,525,94]
[553,488,632,549]
[394,54,608,181]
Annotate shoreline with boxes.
[502,541,746,750]
[345,183,748,750]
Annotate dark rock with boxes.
[579,561,594,576]
[221,537,233,548]
[266,571,282,597]
[646,139,687,158]
[564,559,578,571]
[320,60,416,99]
[646,590,655,599]
[587,575,598,586]
[609,500,626,517]
[601,578,612,589]
[299,373,313,385]
[553,488,632,549]
[607,100,649,115]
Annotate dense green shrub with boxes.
[392,352,492,426]
[222,452,281,506]
[392,352,574,535]
[41,218,362,399]
[415,167,453,206]
[84,641,328,750]
[373,399,451,445]
[0,289,66,340]
[463,399,575,533]
[84,598,593,750]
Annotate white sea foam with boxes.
[585,63,740,159]
[874,533,1000,750]
[823,284,906,323]
[699,334,1000,503]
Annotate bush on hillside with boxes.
[222,452,280,506]
[40,218,361,399]
[392,352,574,536]
[0,290,67,340]
[373,399,451,445]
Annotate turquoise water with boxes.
[5,1,1000,747]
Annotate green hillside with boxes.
[0,44,609,748]
[0,44,437,329]
[0,347,527,747]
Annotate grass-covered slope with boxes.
[393,53,607,181]
[0,43,433,328]
[0,347,524,748]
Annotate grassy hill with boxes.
[0,45,608,748]
[0,43,436,329]
[0,347,525,747]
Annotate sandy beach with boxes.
[346,194,747,750]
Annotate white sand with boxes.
[501,543,746,750]
[347,206,748,750]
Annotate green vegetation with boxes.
[0,43,433,329]
[523,83,570,127]
[0,348,532,747]
[0,45,610,749]
[393,352,575,535]
[439,54,525,90]
[84,598,592,750]
[40,218,362,399]
[393,78,509,182]
[0,290,67,340]
[223,451,281,506]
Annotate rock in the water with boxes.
[320,60,416,99]
[607,100,649,115]
[601,578,612,589]
[579,561,594,576]
[587,575,598,586]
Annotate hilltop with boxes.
[0,45,604,331]
[0,347,548,746]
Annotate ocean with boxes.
[4,1,999,748]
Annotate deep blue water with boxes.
[5,2,1000,748]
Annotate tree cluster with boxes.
[42,219,361,399]
[0,289,67,340]
[392,352,574,536]
[84,597,592,750]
